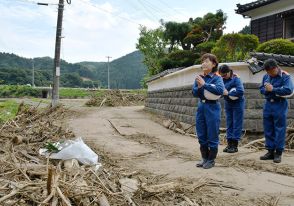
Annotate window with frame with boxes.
[285,15,294,39]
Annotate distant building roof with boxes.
[236,0,280,14]
[247,52,294,74]
[146,67,185,83]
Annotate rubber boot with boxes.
[260,150,274,160]
[203,147,218,169]
[227,140,238,153]
[223,139,232,153]
[273,150,282,163]
[196,145,209,167]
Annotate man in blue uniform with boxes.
[219,64,245,153]
[192,53,224,169]
[260,59,293,163]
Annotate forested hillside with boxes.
[0,51,147,89]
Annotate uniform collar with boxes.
[204,72,215,78]
[278,68,282,77]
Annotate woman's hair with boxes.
[219,64,233,76]
[201,53,219,73]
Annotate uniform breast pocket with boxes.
[272,81,283,88]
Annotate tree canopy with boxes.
[136,10,227,75]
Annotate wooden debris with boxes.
[0,103,278,206]
[142,182,179,193]
[98,194,111,206]
[86,90,146,107]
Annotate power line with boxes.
[77,0,143,26]
[140,0,171,17]
[137,0,162,22]
[156,0,187,17]
[12,0,58,6]
[128,0,158,23]
[138,0,188,21]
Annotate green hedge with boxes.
[0,85,42,98]
[159,50,199,70]
[256,39,294,55]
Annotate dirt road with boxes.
[68,105,294,205]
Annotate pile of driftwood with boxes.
[0,103,277,206]
[85,90,145,107]
[243,127,294,151]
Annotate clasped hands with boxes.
[264,82,273,92]
[195,75,205,87]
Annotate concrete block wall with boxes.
[145,83,294,132]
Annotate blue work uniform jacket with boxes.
[192,72,224,99]
[223,74,244,102]
[260,70,293,100]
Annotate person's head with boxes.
[219,64,233,79]
[263,59,280,77]
[201,53,218,74]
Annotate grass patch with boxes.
[59,88,91,98]
[59,88,105,98]
[29,97,50,104]
[127,89,147,95]
[0,100,19,123]
[0,85,42,98]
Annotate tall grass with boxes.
[0,85,42,97]
[0,100,19,123]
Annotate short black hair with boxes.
[201,53,219,73]
[263,59,278,71]
[219,64,231,74]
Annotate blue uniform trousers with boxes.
[196,101,221,148]
[263,100,288,152]
[225,99,245,141]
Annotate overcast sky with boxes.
[0,0,253,63]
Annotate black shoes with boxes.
[223,139,238,153]
[196,145,209,167]
[196,158,207,167]
[223,139,231,152]
[196,146,218,169]
[273,151,282,163]
[203,147,218,169]
[260,150,282,163]
[260,150,274,160]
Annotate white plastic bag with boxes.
[39,137,98,165]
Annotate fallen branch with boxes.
[242,138,264,148]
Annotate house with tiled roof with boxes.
[236,0,294,42]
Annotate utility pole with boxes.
[32,59,35,87]
[52,0,64,107]
[106,56,112,89]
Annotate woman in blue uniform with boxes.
[192,53,224,169]
[219,65,245,153]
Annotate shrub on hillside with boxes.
[159,50,199,71]
[195,41,216,55]
[212,33,259,62]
